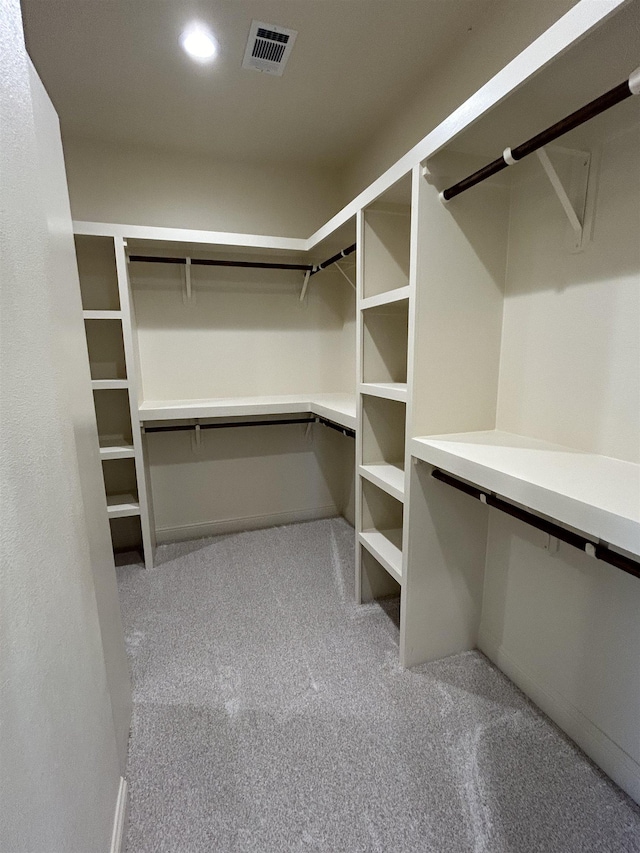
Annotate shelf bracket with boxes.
[299,269,311,302]
[182,257,192,304]
[536,146,591,251]
[334,261,356,290]
[191,422,201,453]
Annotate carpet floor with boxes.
[117,517,640,853]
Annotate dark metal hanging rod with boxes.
[144,415,355,439]
[128,256,312,272]
[431,468,640,581]
[440,67,640,202]
[127,243,357,277]
[310,243,356,276]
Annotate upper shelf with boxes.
[139,393,356,431]
[410,430,640,557]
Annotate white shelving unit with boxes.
[69,0,639,802]
[75,233,154,567]
[356,174,414,602]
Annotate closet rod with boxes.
[440,67,640,202]
[310,243,357,276]
[127,243,357,276]
[144,416,355,438]
[128,256,312,272]
[431,468,640,581]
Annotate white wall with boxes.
[341,0,578,199]
[480,113,640,800]
[130,261,356,540]
[497,121,640,461]
[64,136,344,238]
[132,264,354,400]
[1,1,128,849]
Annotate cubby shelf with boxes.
[361,286,410,311]
[106,494,140,518]
[358,529,403,584]
[359,382,407,403]
[92,379,129,390]
[359,463,404,502]
[99,441,135,460]
[83,310,122,320]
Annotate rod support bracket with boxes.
[300,269,311,302]
[536,146,591,251]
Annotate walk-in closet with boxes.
[3,0,639,851]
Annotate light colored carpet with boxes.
[117,518,640,853]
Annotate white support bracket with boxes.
[334,261,356,290]
[299,269,311,302]
[544,534,560,556]
[191,422,201,453]
[182,257,192,304]
[536,146,591,251]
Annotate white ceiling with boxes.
[21,0,496,167]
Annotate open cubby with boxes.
[84,319,127,381]
[93,388,133,449]
[362,300,408,384]
[102,457,138,501]
[361,395,405,468]
[360,478,404,585]
[74,235,120,311]
[109,516,143,558]
[362,206,411,299]
[361,478,403,539]
[360,546,401,603]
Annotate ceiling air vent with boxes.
[242,21,298,76]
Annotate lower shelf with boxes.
[359,528,403,584]
[106,493,140,519]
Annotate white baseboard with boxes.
[110,776,128,853]
[155,504,339,543]
[478,626,640,805]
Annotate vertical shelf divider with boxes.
[113,238,155,569]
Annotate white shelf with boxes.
[92,379,128,390]
[99,439,135,460]
[410,430,640,556]
[359,463,405,502]
[360,383,407,403]
[309,394,357,430]
[139,393,357,431]
[361,286,410,311]
[106,494,140,518]
[83,310,122,320]
[359,529,403,584]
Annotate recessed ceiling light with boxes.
[180,23,218,63]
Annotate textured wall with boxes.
[0,1,125,848]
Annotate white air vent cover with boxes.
[242,20,298,76]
